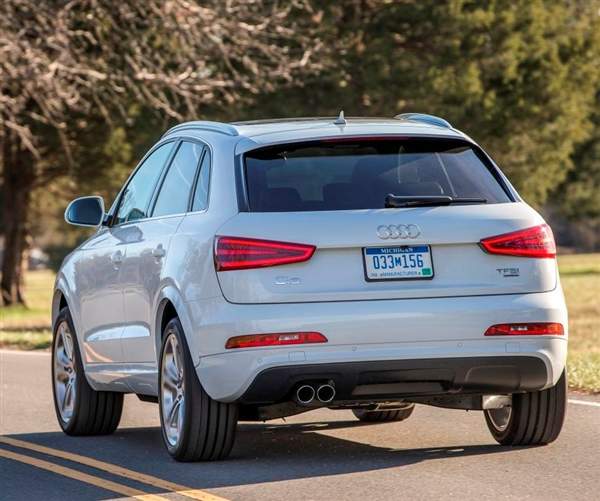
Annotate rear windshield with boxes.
[244,137,511,212]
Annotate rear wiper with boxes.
[385,194,487,208]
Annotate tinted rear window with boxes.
[244,138,511,212]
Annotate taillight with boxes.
[225,332,327,349]
[480,224,556,258]
[215,236,316,271]
[484,322,564,336]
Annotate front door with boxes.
[75,229,126,365]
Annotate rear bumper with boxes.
[238,356,549,405]
[189,287,567,402]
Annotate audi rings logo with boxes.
[376,224,421,239]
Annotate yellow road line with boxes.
[0,448,165,501]
[0,436,229,501]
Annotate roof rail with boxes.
[162,121,239,138]
[393,113,452,129]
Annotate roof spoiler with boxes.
[393,113,452,129]
[163,121,239,138]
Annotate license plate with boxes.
[363,245,434,281]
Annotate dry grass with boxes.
[1,257,599,391]
[0,269,54,350]
[557,253,600,393]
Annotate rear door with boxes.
[216,137,556,303]
[119,140,205,369]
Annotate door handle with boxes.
[152,245,166,259]
[111,250,123,266]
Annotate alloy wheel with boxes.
[53,321,77,423]
[161,333,186,447]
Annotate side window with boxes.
[191,149,211,212]
[115,143,174,225]
[153,142,204,217]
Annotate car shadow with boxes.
[5,418,528,490]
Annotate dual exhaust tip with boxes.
[296,383,335,405]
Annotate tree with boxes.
[557,92,600,221]
[248,0,600,207]
[0,0,327,305]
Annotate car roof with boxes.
[162,115,470,151]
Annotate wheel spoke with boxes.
[163,375,177,393]
[176,399,185,430]
[63,332,74,361]
[62,381,73,411]
[168,360,179,382]
[168,399,181,428]
[57,348,70,368]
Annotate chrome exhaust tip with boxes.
[296,384,316,405]
[316,384,335,403]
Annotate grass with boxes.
[0,269,54,350]
[557,253,600,393]
[1,256,599,392]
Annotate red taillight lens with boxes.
[215,236,316,271]
[225,332,327,349]
[484,322,564,336]
[480,224,556,258]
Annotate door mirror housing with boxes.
[65,196,106,227]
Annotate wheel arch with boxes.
[52,274,80,335]
[154,285,198,367]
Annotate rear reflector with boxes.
[215,236,316,271]
[484,322,564,336]
[480,224,556,258]
[225,332,327,349]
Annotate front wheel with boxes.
[159,318,238,461]
[484,370,567,446]
[52,307,123,435]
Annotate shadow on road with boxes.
[5,419,525,490]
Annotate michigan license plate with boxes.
[363,245,434,281]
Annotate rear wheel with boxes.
[485,370,567,446]
[159,318,238,461]
[52,307,123,435]
[353,404,415,423]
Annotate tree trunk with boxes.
[1,130,34,306]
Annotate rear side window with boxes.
[153,141,204,217]
[191,149,210,212]
[244,138,511,212]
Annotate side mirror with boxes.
[65,196,105,227]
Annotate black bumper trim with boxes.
[238,356,548,405]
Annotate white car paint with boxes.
[53,116,568,404]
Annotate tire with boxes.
[353,404,415,423]
[52,307,123,435]
[485,370,567,446]
[159,317,238,461]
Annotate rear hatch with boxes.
[216,137,557,304]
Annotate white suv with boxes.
[53,114,568,461]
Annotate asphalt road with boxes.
[1,349,599,501]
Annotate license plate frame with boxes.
[362,245,435,282]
